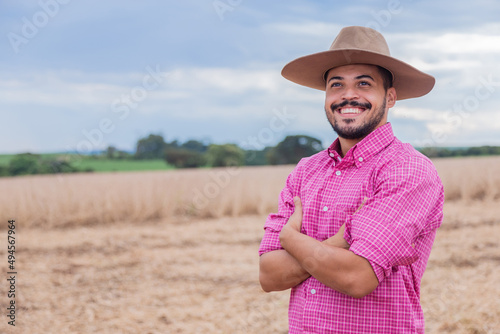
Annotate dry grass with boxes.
[0,165,292,229]
[0,156,499,333]
[422,201,500,333]
[2,156,500,229]
[433,156,500,202]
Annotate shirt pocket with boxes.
[316,204,351,241]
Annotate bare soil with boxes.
[1,201,499,333]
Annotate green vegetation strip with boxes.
[74,159,173,172]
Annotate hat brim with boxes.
[281,49,435,100]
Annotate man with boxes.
[258,26,444,333]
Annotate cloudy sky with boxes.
[1,0,499,154]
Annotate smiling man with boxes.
[258,26,444,333]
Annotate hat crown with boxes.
[330,26,391,56]
[281,25,435,100]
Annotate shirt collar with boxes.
[327,122,395,168]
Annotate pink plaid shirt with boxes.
[259,123,444,333]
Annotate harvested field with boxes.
[0,156,499,333]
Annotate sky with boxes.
[1,0,499,154]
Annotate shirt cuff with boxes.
[343,215,416,281]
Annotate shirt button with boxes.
[311,289,316,295]
[358,157,363,162]
[335,170,341,176]
[329,152,335,158]
[323,206,328,212]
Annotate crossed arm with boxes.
[259,197,379,299]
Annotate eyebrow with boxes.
[327,74,375,83]
[355,74,375,81]
[327,76,343,83]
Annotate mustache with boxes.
[330,100,372,112]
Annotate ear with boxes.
[386,87,397,108]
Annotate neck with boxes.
[338,137,362,157]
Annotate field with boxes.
[0,156,499,333]
[72,158,173,172]
[0,153,172,173]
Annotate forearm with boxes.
[280,227,378,298]
[259,249,311,292]
[259,233,349,293]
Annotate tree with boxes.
[0,165,8,177]
[206,144,245,167]
[164,147,206,168]
[244,147,272,166]
[135,134,167,159]
[106,146,117,159]
[39,158,79,174]
[104,146,132,160]
[181,140,208,153]
[8,153,40,175]
[6,153,80,176]
[115,150,132,160]
[267,135,323,165]
[163,139,209,168]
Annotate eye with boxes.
[358,81,371,86]
[330,82,342,88]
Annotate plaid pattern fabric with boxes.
[259,123,444,333]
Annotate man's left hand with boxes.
[280,196,303,242]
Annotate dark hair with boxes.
[324,65,394,91]
[376,66,393,91]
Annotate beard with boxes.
[326,99,386,140]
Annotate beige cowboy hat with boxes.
[281,26,435,100]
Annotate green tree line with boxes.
[2,134,500,177]
[0,134,324,176]
[417,146,500,158]
[134,134,324,168]
[0,153,91,177]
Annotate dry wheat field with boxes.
[0,156,499,333]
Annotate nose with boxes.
[341,86,359,100]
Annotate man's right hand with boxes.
[323,197,367,250]
[323,223,350,249]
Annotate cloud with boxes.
[0,78,122,108]
[1,2,500,153]
[391,106,439,122]
[419,33,500,54]
[392,100,500,147]
[169,67,281,94]
[266,21,343,38]
[388,29,500,60]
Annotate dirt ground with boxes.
[1,201,499,334]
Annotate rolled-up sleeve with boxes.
[344,157,444,282]
[258,165,300,256]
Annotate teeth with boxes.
[340,108,363,114]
